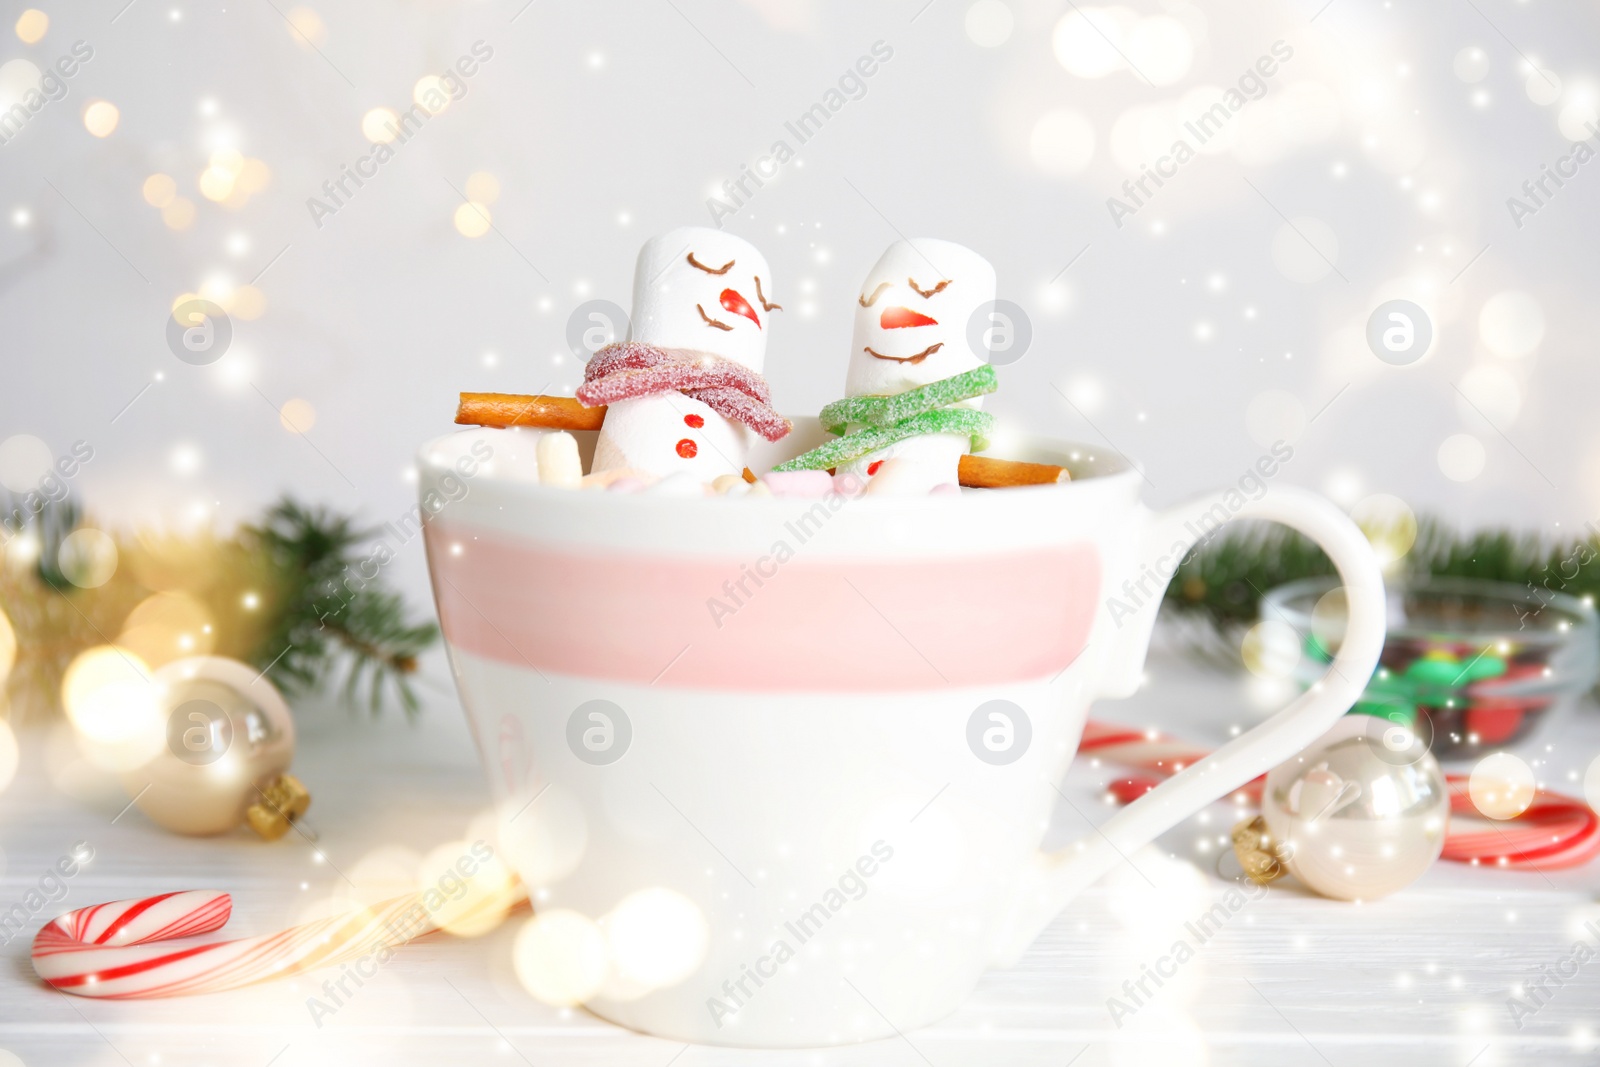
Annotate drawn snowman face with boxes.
[845,239,996,397]
[628,226,779,373]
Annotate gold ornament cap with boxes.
[246,774,312,841]
[1230,815,1291,886]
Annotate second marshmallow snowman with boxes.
[836,239,998,490]
[581,227,787,481]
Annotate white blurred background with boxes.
[1,0,1598,608]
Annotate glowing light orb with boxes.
[1478,291,1544,359]
[1470,752,1535,820]
[1437,434,1486,483]
[82,100,119,138]
[1351,494,1417,565]
[513,910,609,1006]
[602,888,708,988]
[59,528,118,588]
[14,9,47,44]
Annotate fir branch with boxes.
[240,497,438,716]
[1164,515,1600,631]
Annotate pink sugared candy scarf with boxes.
[577,341,792,442]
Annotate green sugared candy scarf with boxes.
[774,365,998,473]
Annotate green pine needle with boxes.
[1164,515,1600,631]
[243,497,438,716]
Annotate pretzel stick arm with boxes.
[456,392,605,431]
[958,454,1070,488]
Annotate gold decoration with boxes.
[246,773,312,841]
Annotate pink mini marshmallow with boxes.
[760,470,834,497]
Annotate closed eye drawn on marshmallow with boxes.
[858,281,893,308]
[907,277,951,299]
[755,277,781,312]
[697,304,734,330]
[686,252,735,275]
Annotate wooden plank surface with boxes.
[1,650,1595,1066]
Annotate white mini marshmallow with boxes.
[535,431,582,488]
[592,226,777,479]
[838,239,997,489]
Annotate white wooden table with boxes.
[2,649,1596,1067]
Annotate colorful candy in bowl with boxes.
[1260,576,1599,759]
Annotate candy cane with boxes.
[1081,718,1600,871]
[33,886,524,999]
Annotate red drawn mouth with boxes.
[719,288,761,329]
[880,306,938,329]
[864,343,943,365]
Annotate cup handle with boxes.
[992,485,1386,964]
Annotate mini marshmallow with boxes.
[535,431,582,488]
[760,470,834,498]
[607,477,649,494]
[581,466,657,490]
[711,474,746,495]
[591,226,779,480]
[649,472,712,497]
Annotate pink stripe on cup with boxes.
[426,524,1101,692]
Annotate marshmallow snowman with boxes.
[591,227,778,479]
[839,239,997,491]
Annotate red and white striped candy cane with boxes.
[33,886,522,999]
[1081,718,1600,871]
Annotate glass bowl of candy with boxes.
[1259,576,1600,760]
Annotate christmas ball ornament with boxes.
[1238,714,1448,900]
[117,656,310,839]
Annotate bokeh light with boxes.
[453,202,490,238]
[162,197,197,230]
[0,603,15,682]
[0,718,17,795]
[14,9,47,45]
[118,592,216,669]
[279,398,317,433]
[1469,752,1535,820]
[286,7,326,47]
[464,171,500,205]
[1453,46,1489,83]
[419,840,519,938]
[199,165,235,202]
[362,107,398,143]
[493,785,588,886]
[1351,494,1417,565]
[513,910,609,1006]
[601,887,708,988]
[227,284,266,320]
[58,528,118,588]
[1052,7,1128,79]
[964,0,1013,47]
[1437,434,1486,482]
[62,646,157,746]
[1241,619,1300,678]
[82,100,119,138]
[1126,15,1192,86]
[0,60,40,109]
[142,173,177,208]
[1478,291,1545,358]
[413,75,450,114]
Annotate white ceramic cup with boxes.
[418,422,1385,1048]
